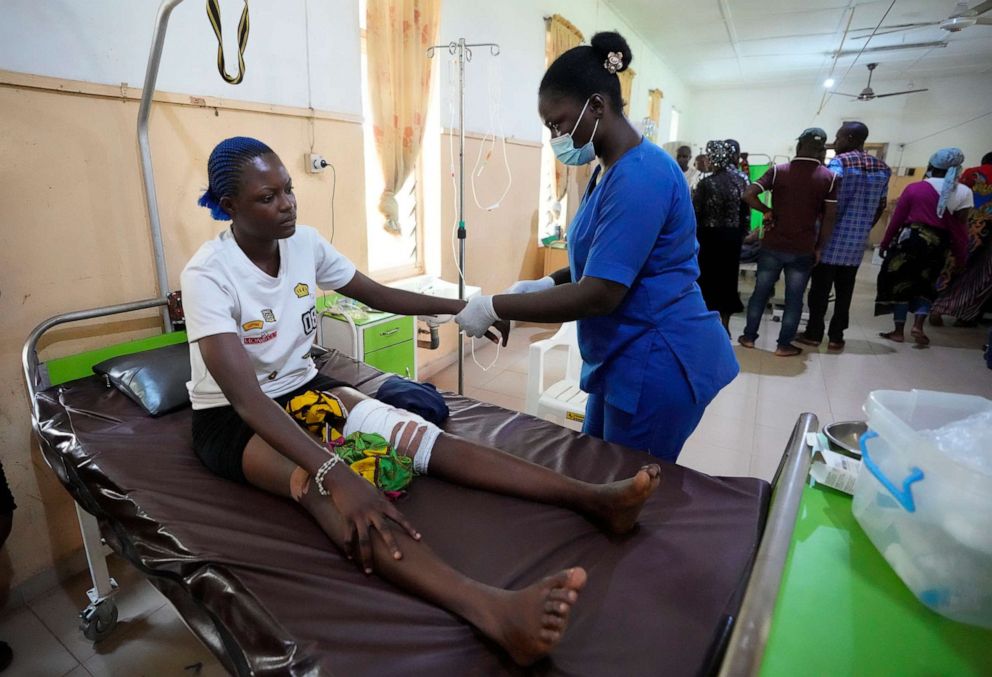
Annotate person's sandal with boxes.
[795,335,821,347]
[737,336,755,349]
[827,340,845,351]
[879,331,904,343]
[911,328,930,346]
[774,344,802,357]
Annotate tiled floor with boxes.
[2,256,988,675]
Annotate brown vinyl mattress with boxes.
[35,352,770,676]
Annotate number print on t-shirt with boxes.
[301,306,318,335]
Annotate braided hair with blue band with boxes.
[198,136,273,221]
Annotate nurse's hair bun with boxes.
[590,32,632,74]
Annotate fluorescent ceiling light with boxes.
[833,41,947,57]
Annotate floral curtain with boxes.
[545,14,584,200]
[366,0,440,234]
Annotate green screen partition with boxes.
[748,163,772,231]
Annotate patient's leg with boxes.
[242,436,586,666]
[331,387,661,535]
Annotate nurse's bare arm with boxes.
[492,275,627,323]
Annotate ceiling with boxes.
[608,0,992,90]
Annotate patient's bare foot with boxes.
[589,465,661,534]
[483,568,587,666]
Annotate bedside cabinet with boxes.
[316,296,417,380]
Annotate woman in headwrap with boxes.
[693,139,750,333]
[876,147,973,345]
[930,150,992,326]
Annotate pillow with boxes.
[375,376,449,425]
[92,343,191,416]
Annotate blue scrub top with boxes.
[568,139,739,414]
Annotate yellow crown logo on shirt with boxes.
[294,283,310,298]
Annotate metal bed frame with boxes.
[21,0,820,665]
[23,295,816,672]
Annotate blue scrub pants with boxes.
[582,351,709,463]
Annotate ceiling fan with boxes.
[833,63,928,101]
[852,0,992,39]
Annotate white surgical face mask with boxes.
[549,98,599,166]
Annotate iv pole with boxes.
[426,38,500,395]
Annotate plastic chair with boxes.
[526,322,588,431]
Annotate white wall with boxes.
[683,72,992,169]
[0,0,692,144]
[0,0,362,116]
[437,0,693,145]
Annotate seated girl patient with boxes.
[182,137,662,666]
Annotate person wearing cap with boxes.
[798,121,891,350]
[875,148,973,345]
[739,128,838,356]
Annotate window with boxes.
[668,108,680,144]
[359,1,425,279]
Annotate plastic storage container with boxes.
[852,389,992,628]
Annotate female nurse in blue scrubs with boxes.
[455,31,739,462]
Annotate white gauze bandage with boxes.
[342,399,442,475]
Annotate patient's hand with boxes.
[487,319,511,346]
[323,465,420,574]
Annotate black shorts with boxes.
[191,374,351,484]
[0,460,15,514]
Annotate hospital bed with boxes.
[23,297,816,676]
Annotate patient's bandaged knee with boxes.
[342,399,441,475]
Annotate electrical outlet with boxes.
[305,153,326,174]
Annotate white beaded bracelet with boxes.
[314,454,342,496]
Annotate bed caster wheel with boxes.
[80,599,118,642]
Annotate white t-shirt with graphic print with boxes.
[181,225,356,409]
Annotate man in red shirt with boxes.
[739,128,839,356]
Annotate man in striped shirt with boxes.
[798,122,891,350]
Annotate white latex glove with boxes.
[455,295,499,338]
[505,276,555,294]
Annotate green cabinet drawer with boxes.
[364,340,415,378]
[362,316,413,353]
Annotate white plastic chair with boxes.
[526,322,588,431]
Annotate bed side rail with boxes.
[718,412,817,677]
[21,297,170,431]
